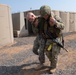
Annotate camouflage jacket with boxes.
[32,17,39,34]
[32,14,64,39]
[45,15,64,39]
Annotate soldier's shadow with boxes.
[0,62,51,75]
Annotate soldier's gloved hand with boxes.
[49,17,57,26]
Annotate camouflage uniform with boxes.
[32,17,45,64]
[44,18,64,69]
[39,5,64,70]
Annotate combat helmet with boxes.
[40,5,51,17]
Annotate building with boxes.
[12,10,76,37]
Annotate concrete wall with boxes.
[19,12,28,37]
[60,11,70,32]
[12,13,20,30]
[0,4,14,47]
[69,12,76,32]
[60,11,76,32]
[12,12,28,37]
[12,10,76,37]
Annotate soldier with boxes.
[26,12,46,68]
[39,5,64,73]
[26,12,38,34]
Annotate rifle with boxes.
[46,31,68,52]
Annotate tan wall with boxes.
[0,4,14,47]
[60,11,70,32]
[25,10,76,33]
[12,12,29,37]
[19,12,28,37]
[12,13,20,30]
[69,12,76,32]
[12,10,76,37]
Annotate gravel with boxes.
[0,32,76,75]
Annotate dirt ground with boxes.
[0,32,76,75]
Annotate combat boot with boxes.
[35,64,44,70]
[50,68,56,73]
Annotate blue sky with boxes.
[0,0,76,13]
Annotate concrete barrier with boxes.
[0,4,14,47]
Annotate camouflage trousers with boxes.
[32,34,46,64]
[33,35,61,68]
[45,37,61,69]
